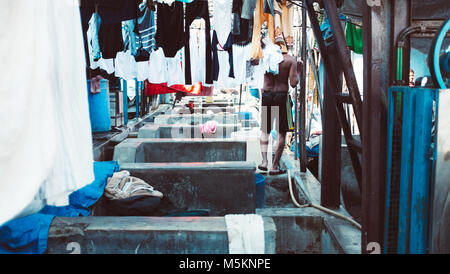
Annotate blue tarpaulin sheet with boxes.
[0,161,119,254]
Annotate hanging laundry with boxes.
[212,31,221,81]
[147,48,167,83]
[250,0,275,60]
[122,2,156,61]
[115,50,138,80]
[213,0,233,44]
[184,0,213,85]
[144,82,174,95]
[136,3,156,53]
[212,0,236,80]
[223,34,236,78]
[273,0,294,51]
[263,0,274,15]
[187,27,207,84]
[0,0,94,225]
[155,1,185,58]
[82,0,141,60]
[320,13,347,44]
[261,37,284,74]
[241,0,257,20]
[122,19,139,57]
[214,46,240,90]
[232,0,254,46]
[136,60,150,81]
[213,31,236,80]
[232,43,252,84]
[166,49,185,86]
[88,12,102,62]
[345,22,363,54]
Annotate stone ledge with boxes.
[46,216,276,254]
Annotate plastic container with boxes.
[249,88,260,99]
[255,173,266,208]
[87,79,111,132]
[238,111,252,120]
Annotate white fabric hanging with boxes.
[115,50,137,81]
[214,50,238,90]
[0,0,94,225]
[148,48,168,83]
[86,14,116,74]
[136,61,150,81]
[186,28,206,84]
[166,49,185,86]
[232,44,252,85]
[261,37,283,75]
[213,0,233,45]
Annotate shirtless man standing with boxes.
[258,44,301,175]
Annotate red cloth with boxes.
[144,81,214,96]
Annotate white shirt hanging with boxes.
[115,50,137,81]
[0,0,94,225]
[148,47,168,84]
[166,49,185,86]
[213,0,233,45]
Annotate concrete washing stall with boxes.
[138,123,242,139]
[113,138,247,163]
[153,113,239,125]
[46,104,359,254]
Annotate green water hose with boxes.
[287,170,362,230]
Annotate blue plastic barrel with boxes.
[255,173,266,208]
[87,79,111,132]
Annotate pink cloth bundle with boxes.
[200,120,218,135]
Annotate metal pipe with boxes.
[395,26,438,84]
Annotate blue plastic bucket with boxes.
[255,173,266,208]
[87,79,111,132]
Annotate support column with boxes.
[299,6,308,172]
[362,0,392,253]
[320,42,343,209]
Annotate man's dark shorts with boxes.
[261,91,290,134]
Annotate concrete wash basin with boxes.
[137,123,242,139]
[44,155,359,254]
[169,106,237,114]
[113,138,246,164]
[97,161,257,216]
[153,113,239,125]
[45,208,359,254]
